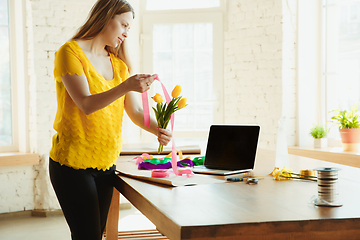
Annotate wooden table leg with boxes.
[106,187,120,240]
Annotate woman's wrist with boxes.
[119,78,130,92]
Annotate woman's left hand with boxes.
[157,128,172,146]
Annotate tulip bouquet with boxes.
[152,85,187,154]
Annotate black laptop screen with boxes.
[204,125,260,170]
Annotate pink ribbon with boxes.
[151,169,170,178]
[142,76,193,177]
[134,153,151,165]
[141,93,150,128]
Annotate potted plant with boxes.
[330,103,360,152]
[309,125,328,148]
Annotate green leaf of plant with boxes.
[161,102,167,115]
[330,103,360,129]
[152,107,159,120]
[156,103,162,115]
[309,125,328,139]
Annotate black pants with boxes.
[49,158,116,240]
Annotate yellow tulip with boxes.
[178,98,187,109]
[152,93,163,103]
[172,85,182,98]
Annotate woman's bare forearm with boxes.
[62,73,156,115]
[81,81,130,115]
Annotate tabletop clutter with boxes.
[131,150,342,207]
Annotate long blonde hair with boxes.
[72,0,134,73]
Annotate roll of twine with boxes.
[313,167,342,207]
[300,169,315,179]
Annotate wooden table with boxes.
[107,149,360,240]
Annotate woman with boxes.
[49,1,172,239]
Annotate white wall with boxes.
[224,0,297,151]
[1,0,299,213]
[0,165,36,213]
[0,0,141,214]
[29,0,99,212]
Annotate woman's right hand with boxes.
[125,74,157,93]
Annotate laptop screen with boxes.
[204,125,260,170]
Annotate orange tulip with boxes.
[152,93,163,103]
[172,85,182,98]
[178,98,187,109]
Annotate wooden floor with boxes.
[0,206,156,240]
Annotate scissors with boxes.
[226,177,259,184]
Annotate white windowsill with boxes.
[288,146,360,168]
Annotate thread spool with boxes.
[313,167,342,207]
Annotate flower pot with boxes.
[314,138,327,148]
[339,128,360,143]
[339,128,360,152]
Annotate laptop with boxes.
[192,125,260,175]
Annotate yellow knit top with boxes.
[49,40,128,170]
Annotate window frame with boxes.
[142,0,225,13]
[0,0,29,153]
[140,5,224,142]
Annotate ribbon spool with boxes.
[313,167,342,207]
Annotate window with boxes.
[141,1,224,143]
[0,0,13,150]
[0,0,27,152]
[323,0,360,140]
[152,23,214,131]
